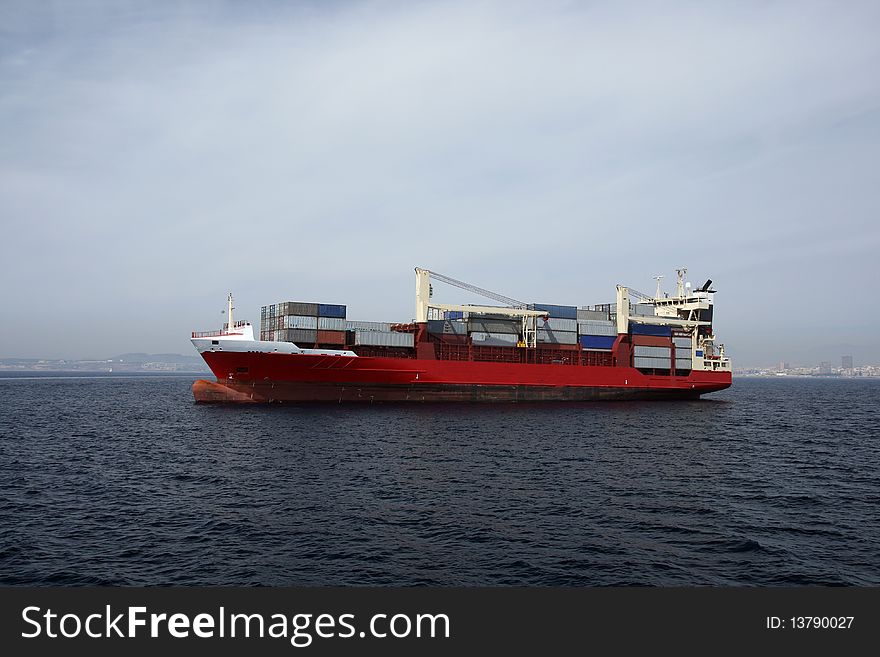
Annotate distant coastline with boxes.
[0,353,210,375]
[0,370,206,379]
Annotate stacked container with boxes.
[531,304,577,345]
[260,301,347,345]
[633,345,672,370]
[577,312,617,351]
[673,336,693,371]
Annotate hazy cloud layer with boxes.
[2,1,879,365]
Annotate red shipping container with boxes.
[631,335,672,347]
[316,330,346,344]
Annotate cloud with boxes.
[2,0,879,364]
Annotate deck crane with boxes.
[414,268,548,348]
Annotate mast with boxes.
[226,292,234,332]
[653,275,664,300]
[675,268,687,298]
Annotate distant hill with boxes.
[0,352,210,373]
[112,352,204,364]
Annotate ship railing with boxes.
[191,321,250,338]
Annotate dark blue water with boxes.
[1,374,877,586]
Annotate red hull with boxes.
[193,351,731,403]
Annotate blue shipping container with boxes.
[318,303,347,318]
[444,311,464,320]
[630,323,672,337]
[530,303,578,320]
[579,335,616,350]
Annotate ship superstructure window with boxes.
[212,340,219,345]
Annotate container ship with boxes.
[190,267,731,403]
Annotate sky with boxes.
[1,0,879,367]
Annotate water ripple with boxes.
[0,374,878,586]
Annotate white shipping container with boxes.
[285,315,318,330]
[317,317,346,331]
[633,345,672,357]
[354,330,414,348]
[346,320,394,332]
[578,321,616,336]
[634,356,672,368]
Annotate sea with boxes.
[0,373,877,586]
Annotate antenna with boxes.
[653,275,664,300]
[675,267,687,298]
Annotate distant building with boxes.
[842,355,854,369]
[778,361,789,371]
[819,361,832,375]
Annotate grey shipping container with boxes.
[354,331,414,348]
[285,328,318,343]
[536,329,578,345]
[471,331,519,346]
[289,302,320,316]
[631,304,655,317]
[428,319,468,335]
[673,337,693,348]
[346,320,393,332]
[633,356,672,369]
[468,319,521,334]
[577,308,609,321]
[540,317,577,332]
[577,320,616,336]
[447,320,467,334]
[317,317,346,331]
[633,345,672,357]
[285,315,318,330]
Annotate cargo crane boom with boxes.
[414,268,546,347]
[422,269,526,308]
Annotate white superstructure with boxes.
[190,293,356,358]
